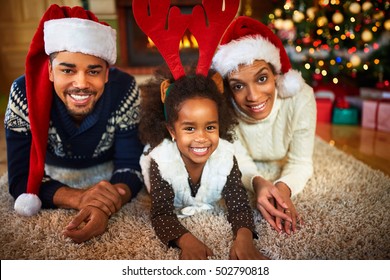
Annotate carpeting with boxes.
[0,137,389,260]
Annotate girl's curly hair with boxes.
[138,64,237,148]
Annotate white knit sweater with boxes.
[233,83,316,196]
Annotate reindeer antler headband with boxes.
[132,0,239,80]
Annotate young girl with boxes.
[139,66,268,260]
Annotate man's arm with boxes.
[109,71,144,200]
[53,181,129,215]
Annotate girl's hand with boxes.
[176,232,214,260]
[229,228,269,260]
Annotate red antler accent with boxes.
[190,0,239,76]
[132,0,191,80]
[133,0,239,79]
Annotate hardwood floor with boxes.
[316,122,390,176]
[0,118,389,176]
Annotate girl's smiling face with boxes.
[227,60,277,121]
[167,97,219,169]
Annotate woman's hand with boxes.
[274,182,303,234]
[253,176,301,234]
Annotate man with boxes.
[4,4,144,243]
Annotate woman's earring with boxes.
[172,137,175,142]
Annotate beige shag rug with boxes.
[1,137,389,260]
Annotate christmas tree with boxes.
[265,0,390,90]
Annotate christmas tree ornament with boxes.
[306,7,317,21]
[384,19,390,31]
[361,29,373,42]
[332,11,344,24]
[317,16,328,27]
[350,54,361,67]
[293,11,305,23]
[275,18,284,30]
[362,1,373,11]
[283,19,294,30]
[275,8,283,17]
[373,11,385,20]
[349,2,361,14]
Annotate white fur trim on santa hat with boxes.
[276,69,305,98]
[212,35,281,78]
[14,193,42,216]
[44,18,117,65]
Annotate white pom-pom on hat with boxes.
[277,69,305,98]
[14,193,42,216]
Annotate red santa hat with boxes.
[14,4,117,216]
[212,16,304,98]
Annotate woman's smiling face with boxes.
[227,60,277,121]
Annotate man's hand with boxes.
[78,181,128,216]
[55,181,132,243]
[54,181,131,217]
[62,205,109,243]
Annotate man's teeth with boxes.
[71,94,90,101]
[193,147,207,153]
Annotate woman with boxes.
[212,16,316,235]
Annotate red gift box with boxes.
[362,100,390,132]
[316,98,333,123]
[314,90,335,123]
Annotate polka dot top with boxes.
[149,156,257,246]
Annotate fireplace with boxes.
[116,0,202,72]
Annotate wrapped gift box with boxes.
[360,87,390,99]
[332,107,359,125]
[315,90,335,123]
[316,98,333,123]
[331,96,359,125]
[362,100,390,132]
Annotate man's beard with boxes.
[64,88,98,121]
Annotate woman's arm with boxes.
[275,86,316,196]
